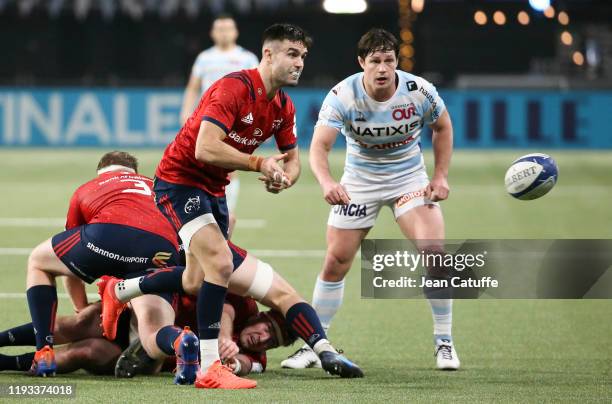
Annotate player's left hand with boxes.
[424,175,450,202]
[258,173,291,194]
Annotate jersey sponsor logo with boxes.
[184,196,201,214]
[392,103,417,121]
[241,112,254,125]
[395,190,424,208]
[152,251,173,267]
[253,128,263,137]
[355,111,367,122]
[407,80,418,91]
[333,203,367,217]
[86,242,149,264]
[419,86,438,112]
[228,130,263,147]
[348,121,420,137]
[355,136,416,150]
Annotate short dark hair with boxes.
[262,23,313,49]
[97,151,138,173]
[357,28,399,59]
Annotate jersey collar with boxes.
[97,165,136,175]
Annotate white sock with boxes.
[311,277,345,333]
[114,277,144,302]
[428,299,453,341]
[200,339,220,371]
[312,338,337,356]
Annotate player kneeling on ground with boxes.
[22,151,180,377]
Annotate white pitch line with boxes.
[0,218,65,227]
[235,219,267,229]
[0,218,267,229]
[250,249,325,258]
[0,247,325,258]
[0,292,99,299]
[0,248,31,255]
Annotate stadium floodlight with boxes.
[529,0,551,12]
[323,0,367,14]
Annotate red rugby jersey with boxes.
[65,169,178,249]
[156,68,298,197]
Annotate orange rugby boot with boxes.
[97,275,127,340]
[194,360,257,389]
[28,345,57,377]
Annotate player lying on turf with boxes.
[23,151,182,377]
[0,294,292,379]
[282,28,460,371]
[99,243,364,380]
[114,293,296,380]
[0,302,128,374]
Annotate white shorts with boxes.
[327,175,439,230]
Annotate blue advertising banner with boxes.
[1,88,610,148]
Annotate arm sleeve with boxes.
[245,352,267,372]
[314,89,346,132]
[200,80,243,134]
[65,191,85,230]
[274,99,298,152]
[421,80,446,125]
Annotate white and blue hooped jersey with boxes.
[316,71,446,188]
[191,46,259,93]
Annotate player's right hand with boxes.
[260,154,288,181]
[321,180,351,205]
[218,337,239,361]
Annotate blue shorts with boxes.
[153,178,245,270]
[153,178,229,239]
[52,223,179,283]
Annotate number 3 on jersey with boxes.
[121,179,152,196]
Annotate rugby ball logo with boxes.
[504,153,558,200]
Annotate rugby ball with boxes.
[504,153,558,200]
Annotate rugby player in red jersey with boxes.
[0,294,293,377]
[98,24,363,388]
[23,151,181,377]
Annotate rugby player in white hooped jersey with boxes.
[281,28,460,371]
[180,14,259,237]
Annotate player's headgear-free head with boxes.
[96,151,139,173]
[357,28,399,59]
[210,13,238,48]
[262,23,313,49]
[245,309,298,350]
